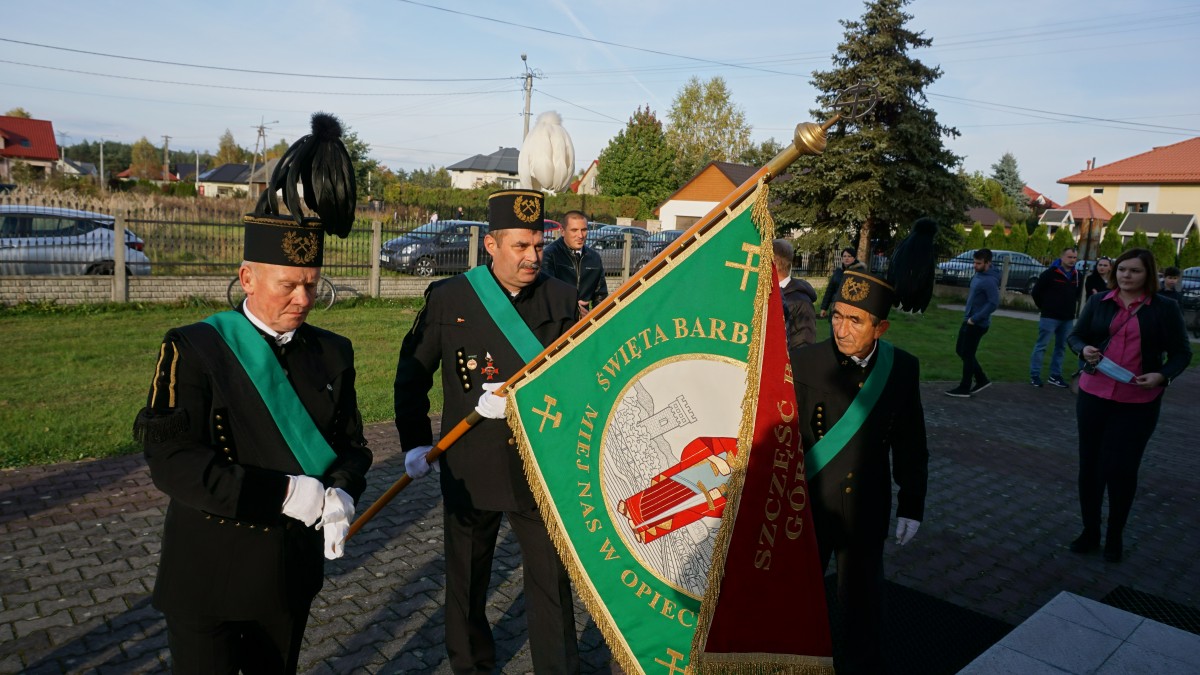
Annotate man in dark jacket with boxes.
[134,118,372,673]
[1029,246,1080,388]
[789,270,929,674]
[541,209,608,316]
[394,190,580,674]
[946,248,1001,397]
[772,238,818,348]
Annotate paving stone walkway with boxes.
[2,374,1197,673]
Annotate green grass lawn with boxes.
[0,295,1056,468]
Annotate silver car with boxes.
[589,233,654,275]
[0,206,151,275]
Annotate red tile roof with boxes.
[1062,195,1112,222]
[1058,137,1200,185]
[1023,185,1061,209]
[0,116,59,162]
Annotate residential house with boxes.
[1058,137,1200,218]
[116,167,178,186]
[247,158,281,198]
[0,116,59,181]
[964,206,1009,236]
[197,163,259,198]
[1037,209,1074,235]
[655,161,757,230]
[56,157,98,179]
[571,159,600,195]
[1023,185,1061,218]
[446,147,519,190]
[1057,196,1112,256]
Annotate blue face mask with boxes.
[1092,356,1135,384]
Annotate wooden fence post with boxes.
[370,217,382,297]
[113,209,128,303]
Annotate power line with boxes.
[0,58,519,97]
[531,89,624,124]
[0,36,514,82]
[930,93,1200,134]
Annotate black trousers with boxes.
[1076,390,1162,537]
[443,505,579,675]
[817,522,886,675]
[955,321,989,389]
[165,609,309,675]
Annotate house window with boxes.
[1125,202,1148,213]
[1092,188,1104,194]
[500,177,518,189]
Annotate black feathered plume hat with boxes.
[243,112,357,267]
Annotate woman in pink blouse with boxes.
[1067,248,1192,562]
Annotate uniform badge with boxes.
[481,352,500,381]
[466,358,478,370]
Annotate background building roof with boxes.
[446,147,519,174]
[0,116,59,162]
[1059,137,1200,185]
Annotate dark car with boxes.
[648,229,684,254]
[590,233,654,275]
[0,205,151,275]
[1179,266,1200,310]
[379,219,488,276]
[935,249,1047,294]
[591,223,649,240]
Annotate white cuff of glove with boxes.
[405,446,434,479]
[895,517,920,546]
[319,487,355,560]
[475,381,507,419]
[282,475,325,527]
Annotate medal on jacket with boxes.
[481,352,500,381]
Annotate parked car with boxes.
[0,205,151,275]
[648,229,684,254]
[591,223,649,239]
[935,249,1046,294]
[589,233,654,274]
[1180,266,1200,310]
[379,219,488,276]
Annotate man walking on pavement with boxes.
[541,209,608,317]
[946,248,1001,397]
[1029,246,1080,388]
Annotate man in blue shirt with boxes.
[946,248,1001,397]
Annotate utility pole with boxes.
[250,118,278,197]
[99,139,105,191]
[161,134,171,183]
[520,54,543,140]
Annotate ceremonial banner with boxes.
[506,182,832,673]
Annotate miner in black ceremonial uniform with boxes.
[133,113,372,675]
[789,270,929,674]
[394,189,580,674]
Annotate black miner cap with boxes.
[487,189,544,232]
[835,270,897,321]
[243,112,356,267]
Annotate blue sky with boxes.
[5,0,1199,204]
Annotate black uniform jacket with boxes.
[394,268,577,512]
[134,316,372,618]
[789,339,929,544]
[541,238,609,307]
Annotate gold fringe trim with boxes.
[690,178,781,671]
[698,652,834,675]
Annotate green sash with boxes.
[202,311,337,476]
[464,265,543,362]
[805,340,894,479]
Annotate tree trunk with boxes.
[857,216,872,264]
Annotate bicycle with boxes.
[227,275,337,310]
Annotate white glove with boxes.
[405,445,434,479]
[281,475,325,527]
[319,487,355,560]
[895,517,920,546]
[474,381,507,420]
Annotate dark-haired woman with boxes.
[1084,256,1112,297]
[819,247,866,318]
[1067,248,1192,562]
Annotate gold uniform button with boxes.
[847,472,854,478]
[464,383,471,391]
[507,438,515,446]
[216,424,224,431]
[219,435,227,442]
[218,519,226,524]
[844,487,852,494]
[858,382,864,389]
[215,414,223,421]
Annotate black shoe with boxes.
[944,386,972,398]
[1104,534,1124,562]
[1031,375,1043,387]
[1070,530,1100,554]
[970,379,992,394]
[1048,375,1069,388]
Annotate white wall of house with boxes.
[658,199,717,230]
[449,170,519,190]
[197,181,247,198]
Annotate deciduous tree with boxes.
[664,77,751,184]
[772,0,970,260]
[597,105,675,215]
[128,137,161,180]
[4,107,31,118]
[214,130,248,166]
